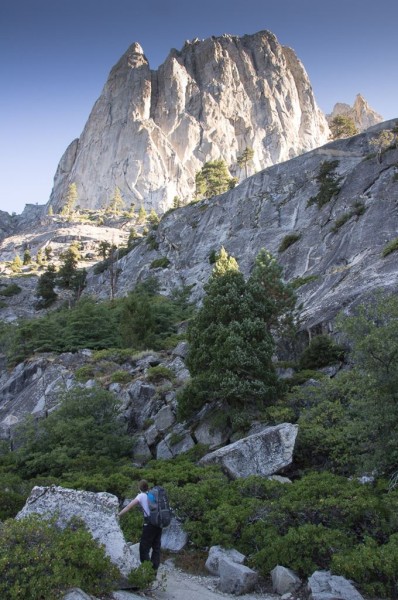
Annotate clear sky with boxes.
[1,0,396,215]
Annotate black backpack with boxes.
[146,486,172,528]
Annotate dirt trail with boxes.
[144,562,281,600]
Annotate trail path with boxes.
[139,562,281,600]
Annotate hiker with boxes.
[118,479,162,572]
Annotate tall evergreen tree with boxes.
[36,264,58,308]
[61,183,78,218]
[178,247,295,423]
[237,147,255,178]
[195,160,237,200]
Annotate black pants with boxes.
[139,522,162,571]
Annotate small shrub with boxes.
[251,523,351,578]
[209,249,219,264]
[299,335,345,370]
[290,274,319,289]
[127,561,156,589]
[110,370,132,384]
[332,202,366,233]
[0,283,22,297]
[75,365,95,382]
[150,257,170,269]
[146,235,159,251]
[278,233,301,253]
[307,160,342,208]
[382,237,398,257]
[285,369,326,388]
[92,348,136,364]
[0,515,120,599]
[146,365,175,383]
[332,535,398,599]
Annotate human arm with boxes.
[118,497,139,517]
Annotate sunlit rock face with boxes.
[328,93,383,132]
[48,31,329,213]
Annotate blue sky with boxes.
[1,0,396,215]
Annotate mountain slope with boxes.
[86,119,398,332]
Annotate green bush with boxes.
[278,233,301,253]
[128,560,156,589]
[0,515,119,599]
[307,160,342,208]
[110,370,132,384]
[251,523,351,578]
[382,237,398,257]
[75,365,95,382]
[299,334,345,369]
[290,274,319,289]
[150,257,170,269]
[0,283,22,297]
[146,365,175,382]
[332,534,398,598]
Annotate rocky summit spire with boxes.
[328,93,383,132]
[48,30,329,214]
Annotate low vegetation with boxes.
[0,251,398,597]
[307,160,342,208]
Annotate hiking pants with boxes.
[139,522,162,570]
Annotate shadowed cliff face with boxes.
[49,31,329,214]
[85,120,398,332]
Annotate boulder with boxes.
[194,418,230,449]
[199,423,298,478]
[308,570,365,600]
[63,589,94,600]
[172,341,189,359]
[153,405,175,432]
[271,565,301,595]
[17,485,138,577]
[161,517,188,552]
[125,381,157,428]
[218,557,258,595]
[156,425,195,459]
[131,435,152,465]
[205,545,245,575]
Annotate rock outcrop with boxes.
[199,423,298,478]
[308,570,365,600]
[328,94,383,132]
[85,119,398,333]
[17,485,139,576]
[48,31,329,214]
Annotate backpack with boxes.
[146,486,172,528]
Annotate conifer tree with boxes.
[329,115,358,140]
[36,264,58,308]
[23,248,32,265]
[195,160,237,200]
[138,206,147,224]
[108,187,124,216]
[178,247,295,423]
[148,208,160,228]
[61,183,78,219]
[237,146,255,178]
[10,255,22,273]
[57,243,81,289]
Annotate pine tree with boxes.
[237,147,254,178]
[138,206,147,224]
[61,183,78,218]
[329,115,358,140]
[57,243,80,289]
[10,255,22,273]
[108,187,124,216]
[195,160,236,200]
[148,208,160,228]
[36,264,58,308]
[23,248,32,265]
[178,247,295,424]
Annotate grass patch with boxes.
[0,283,22,297]
[278,233,301,253]
[332,202,366,233]
[150,257,170,269]
[307,160,342,208]
[291,275,319,289]
[382,237,398,258]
